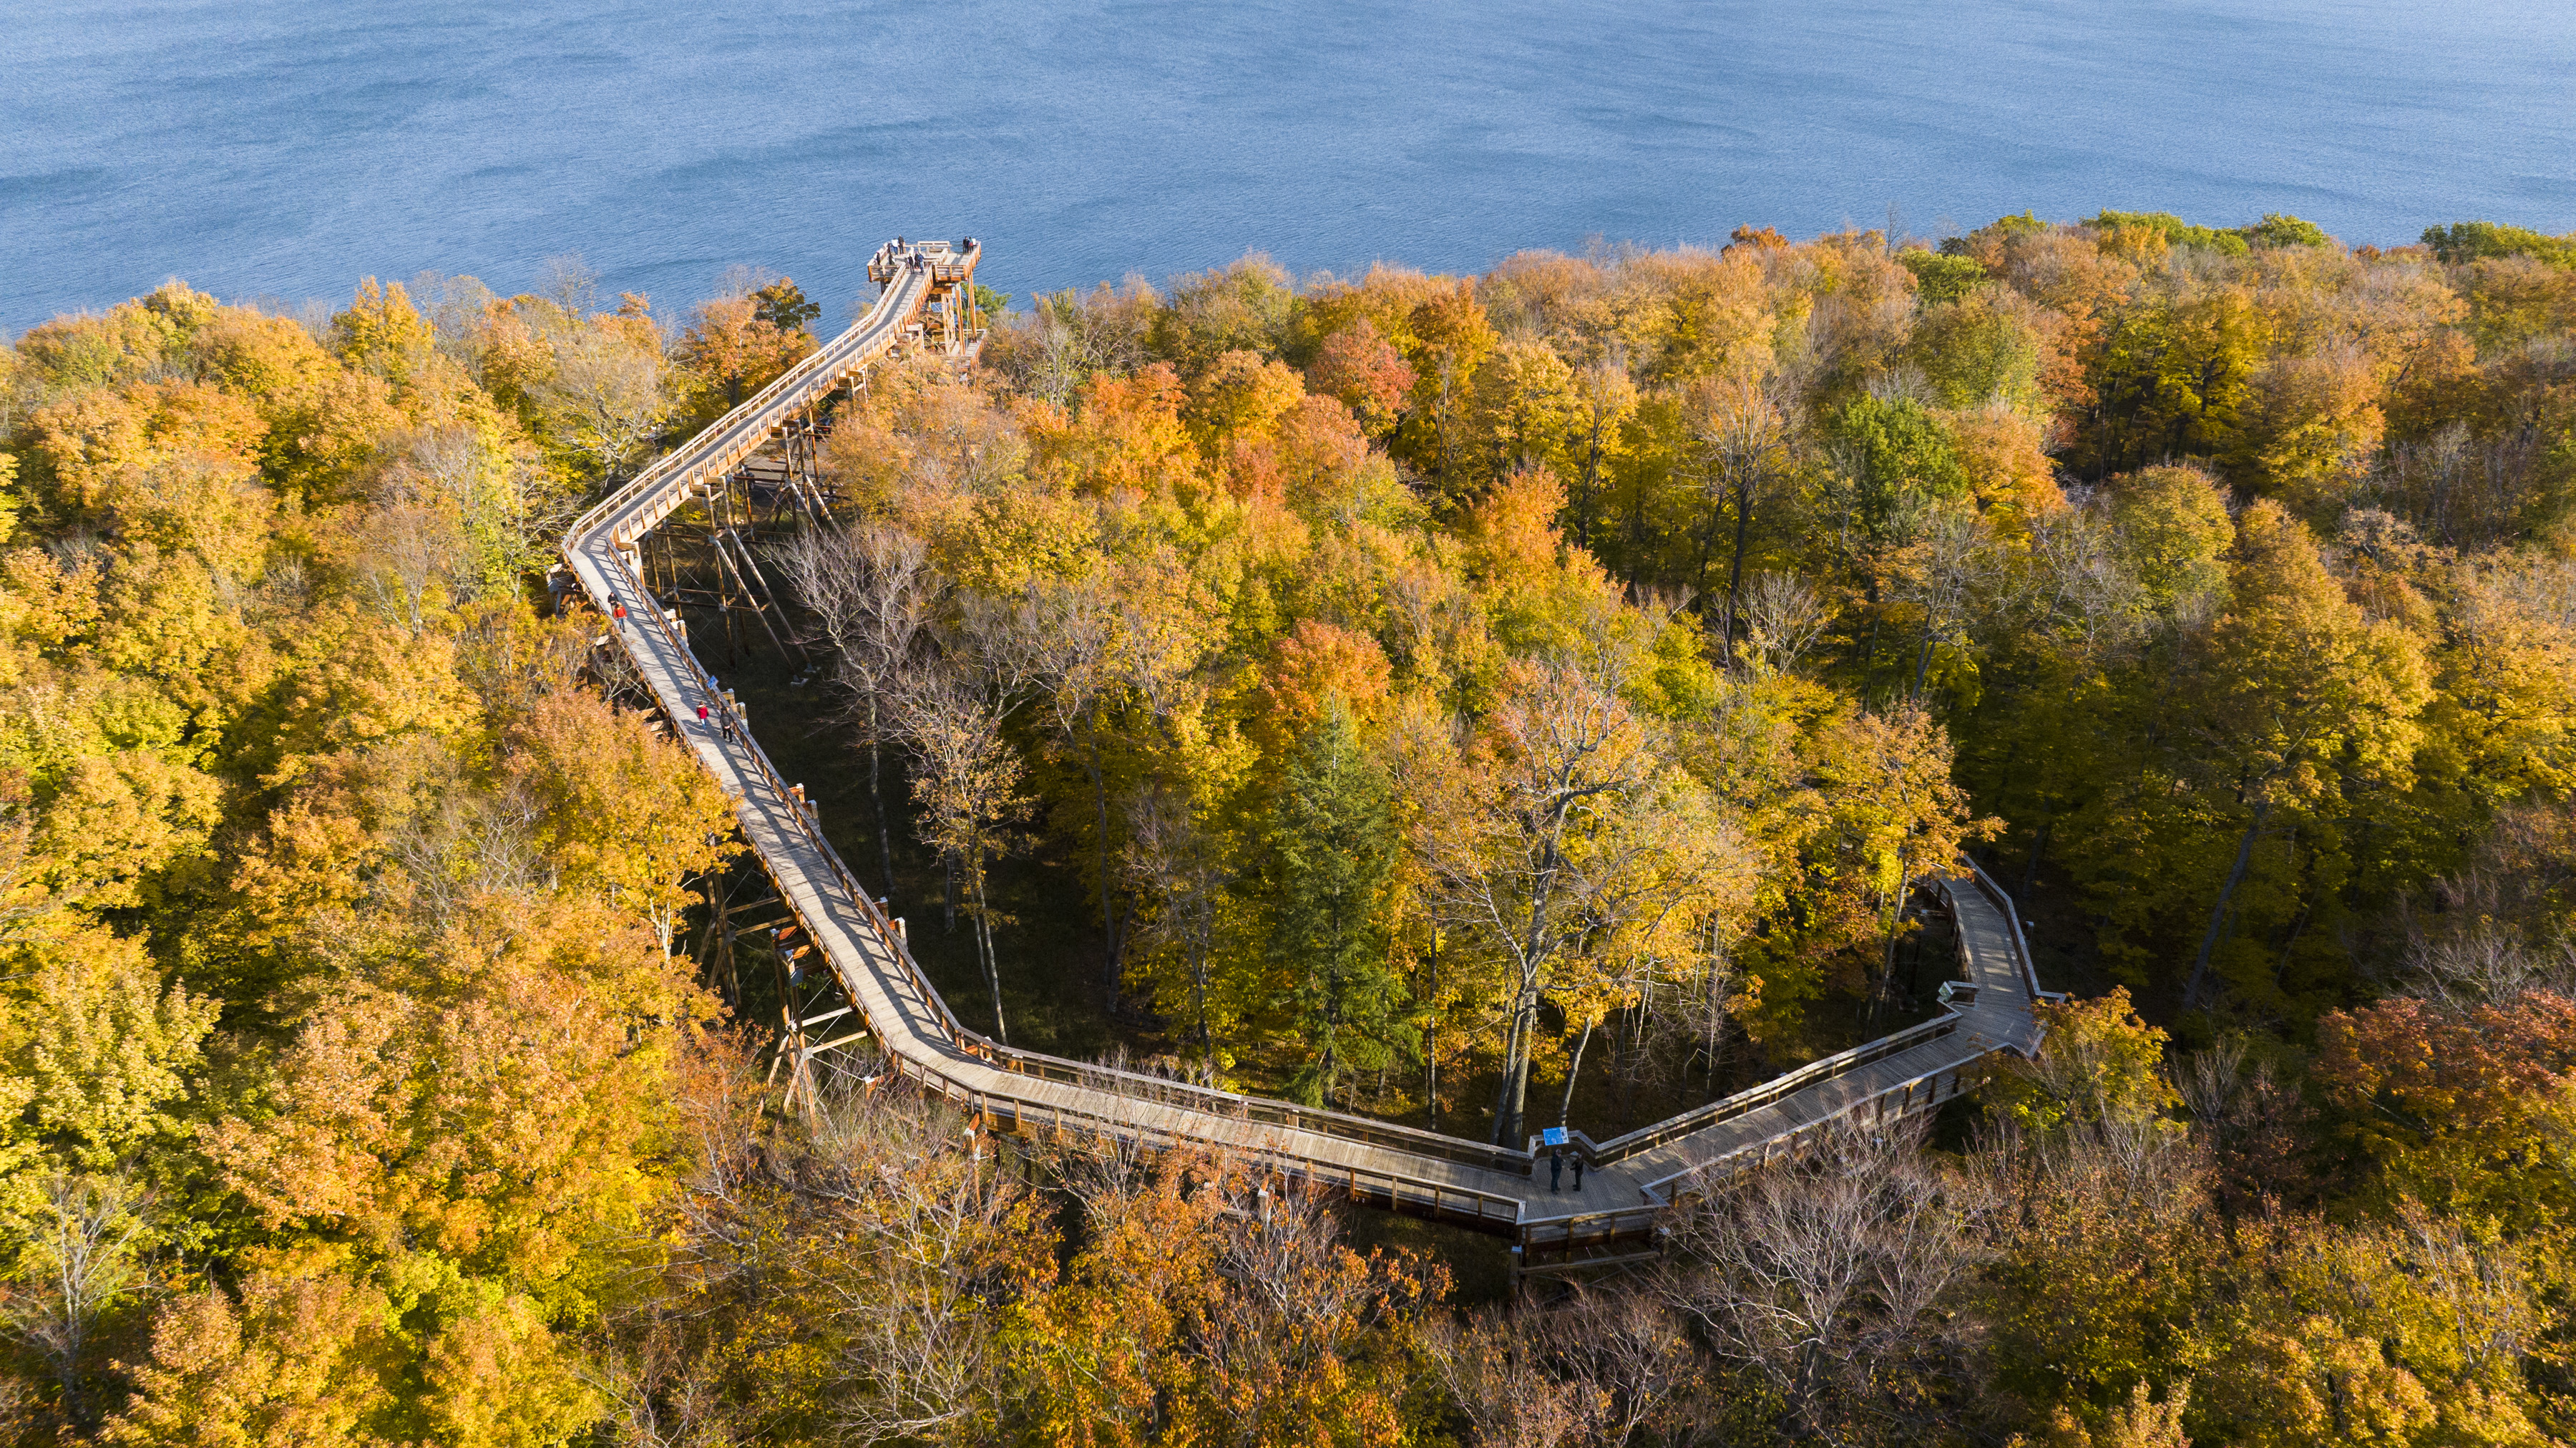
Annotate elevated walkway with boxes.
[559,237,2056,1250]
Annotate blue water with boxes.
[8,0,2575,334]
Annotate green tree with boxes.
[0,928,217,1192]
[1267,698,1402,1105]
[2087,210,2252,258]
[672,292,809,420]
[1898,248,1986,306]
[2085,289,2273,477]
[2240,213,2330,250]
[751,276,821,334]
[1907,288,2044,411]
[1148,254,1297,379]
[2175,502,2431,1008]
[1392,283,1498,506]
[1817,394,1969,686]
[2422,220,2576,268]
[2107,465,2233,624]
[1467,338,1581,487]
[1822,394,1970,538]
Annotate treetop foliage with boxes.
[2422,220,2576,270]
[2,203,2575,1443]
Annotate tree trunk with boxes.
[1576,427,1606,550]
[1189,910,1214,1066]
[1556,1016,1596,1129]
[1434,359,1460,501]
[1085,733,1123,1012]
[1722,478,1755,661]
[1503,994,1538,1147]
[2019,817,2051,899]
[1862,571,1886,695]
[1488,999,1527,1145]
[869,701,894,900]
[1318,971,1343,1107]
[1627,476,1649,586]
[972,863,1008,1043]
[1494,827,1567,1145]
[1425,929,1440,1133]
[1692,500,1724,608]
[1704,960,1729,1099]
[2184,800,2274,1010]
[1876,863,1911,1024]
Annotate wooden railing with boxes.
[1628,1051,1977,1203]
[1580,1012,1958,1167]
[1961,860,2059,1002]
[887,1048,1527,1233]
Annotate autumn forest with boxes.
[3,210,2575,1444]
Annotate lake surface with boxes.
[8,0,2575,334]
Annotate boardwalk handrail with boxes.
[1963,859,2054,1001]
[1582,1010,1963,1167]
[565,240,964,553]
[561,235,2054,1246]
[981,1051,1534,1174]
[887,1044,1528,1230]
[1631,1038,1989,1200]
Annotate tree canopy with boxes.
[6,205,2576,1444]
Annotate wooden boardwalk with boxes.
[560,237,2056,1248]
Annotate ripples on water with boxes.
[7,0,2574,330]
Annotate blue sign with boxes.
[1541,1127,1568,1146]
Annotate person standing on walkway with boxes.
[1548,1147,1562,1193]
[696,703,711,732]
[1571,1155,1585,1192]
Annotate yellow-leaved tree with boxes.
[510,691,739,960]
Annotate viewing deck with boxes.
[559,237,2056,1253]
